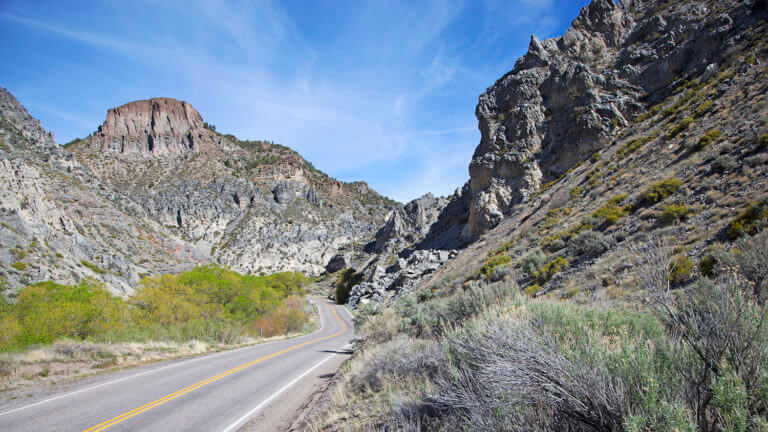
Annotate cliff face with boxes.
[462,0,761,240]
[90,98,206,155]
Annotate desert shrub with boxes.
[633,237,768,431]
[478,254,512,279]
[544,237,566,252]
[726,200,768,239]
[668,255,695,285]
[695,129,722,150]
[570,185,584,198]
[80,260,106,274]
[592,194,632,225]
[488,264,513,283]
[711,154,737,173]
[568,229,614,256]
[617,133,658,159]
[524,283,542,297]
[759,133,768,148]
[666,116,694,140]
[734,229,768,299]
[698,254,717,277]
[693,100,714,119]
[659,204,692,225]
[521,251,547,278]
[590,152,603,163]
[11,262,26,271]
[643,178,683,204]
[534,257,569,284]
[335,268,364,304]
[251,295,309,337]
[390,282,516,339]
[348,336,444,392]
[745,154,767,167]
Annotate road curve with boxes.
[0,299,354,432]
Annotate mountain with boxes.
[312,0,768,430]
[0,92,396,294]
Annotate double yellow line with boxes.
[82,304,347,432]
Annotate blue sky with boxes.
[0,0,590,203]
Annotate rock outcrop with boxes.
[461,0,762,240]
[86,98,207,155]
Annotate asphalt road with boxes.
[0,299,354,432]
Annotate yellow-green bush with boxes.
[534,257,569,284]
[696,129,722,150]
[693,100,714,119]
[524,283,542,297]
[81,260,106,274]
[668,255,695,285]
[616,133,658,159]
[666,117,694,140]
[643,178,683,204]
[726,200,768,239]
[479,254,513,278]
[759,133,768,148]
[660,204,692,225]
[11,262,26,271]
[592,194,632,225]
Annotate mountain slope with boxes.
[0,93,396,294]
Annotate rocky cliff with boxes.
[461,0,765,240]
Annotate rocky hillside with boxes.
[0,89,193,294]
[68,97,396,277]
[0,91,397,294]
[343,0,768,307]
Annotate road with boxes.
[0,299,354,432]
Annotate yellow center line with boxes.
[82,304,348,432]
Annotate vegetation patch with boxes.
[80,260,106,275]
[616,132,658,159]
[592,194,632,225]
[666,116,694,140]
[643,178,683,204]
[659,204,692,225]
[10,262,26,272]
[335,268,364,304]
[726,200,768,239]
[695,129,722,150]
[0,266,312,352]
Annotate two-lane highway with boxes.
[0,299,354,432]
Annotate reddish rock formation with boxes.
[91,98,207,155]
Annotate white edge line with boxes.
[220,343,352,432]
[0,298,327,418]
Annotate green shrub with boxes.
[569,186,583,198]
[534,257,569,284]
[617,133,658,159]
[693,100,714,119]
[335,268,363,305]
[696,129,722,150]
[643,178,683,204]
[668,255,695,285]
[666,117,694,140]
[698,254,717,277]
[660,204,692,225]
[711,155,737,173]
[568,230,614,256]
[524,283,541,297]
[478,254,512,278]
[11,262,26,271]
[726,200,768,239]
[759,133,768,148]
[80,260,106,275]
[521,252,546,278]
[592,194,632,225]
[590,152,602,163]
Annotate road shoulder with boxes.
[238,347,352,432]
